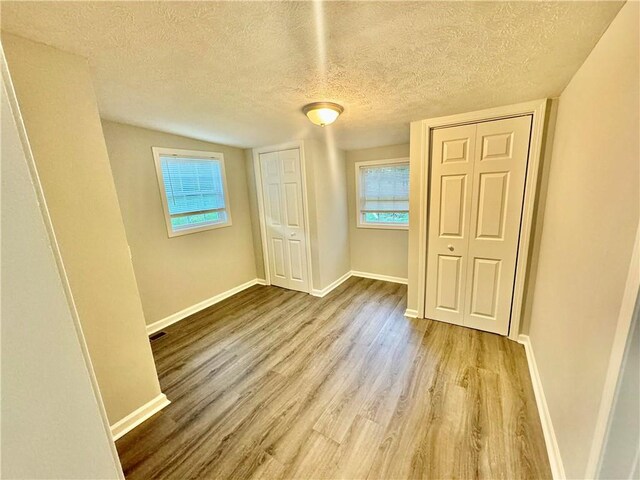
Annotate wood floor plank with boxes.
[313,294,410,443]
[329,415,385,480]
[116,277,552,479]
[246,450,286,480]
[282,429,339,480]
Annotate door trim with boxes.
[410,99,549,340]
[252,141,313,293]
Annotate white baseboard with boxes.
[518,335,566,480]
[310,271,352,298]
[110,393,170,441]
[350,270,408,285]
[146,278,265,335]
[310,270,409,298]
[146,272,407,333]
[404,308,419,318]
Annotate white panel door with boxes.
[425,124,477,326]
[425,115,532,335]
[260,149,309,292]
[464,116,531,334]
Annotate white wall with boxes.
[1,58,122,480]
[346,144,409,279]
[2,33,162,425]
[102,121,259,325]
[527,2,639,477]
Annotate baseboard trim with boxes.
[518,335,566,480]
[146,278,265,335]
[310,270,409,298]
[147,272,407,332]
[110,393,170,441]
[350,270,408,285]
[310,271,352,298]
[404,308,419,318]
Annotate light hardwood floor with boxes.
[116,277,552,479]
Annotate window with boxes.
[355,158,409,229]
[152,147,232,237]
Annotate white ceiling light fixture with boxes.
[302,102,344,127]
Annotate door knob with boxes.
[290,232,296,237]
[447,244,454,251]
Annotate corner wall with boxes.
[526,2,639,477]
[1,57,123,480]
[304,137,350,290]
[345,144,409,279]
[2,33,162,425]
[244,148,266,280]
[102,121,258,325]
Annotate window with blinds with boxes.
[356,159,409,228]
[152,147,232,237]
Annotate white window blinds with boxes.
[160,156,226,215]
[153,148,232,236]
[361,164,410,212]
[357,161,409,228]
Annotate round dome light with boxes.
[302,102,344,127]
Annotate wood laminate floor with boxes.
[116,277,552,479]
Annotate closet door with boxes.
[425,115,532,335]
[463,116,531,334]
[425,124,477,326]
[259,149,310,293]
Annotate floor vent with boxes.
[149,331,167,341]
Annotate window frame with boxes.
[152,147,233,237]
[355,157,410,230]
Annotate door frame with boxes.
[252,140,314,293]
[410,99,549,340]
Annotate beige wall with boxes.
[102,121,258,325]
[2,34,162,425]
[1,67,123,480]
[527,2,639,478]
[304,137,351,290]
[346,144,409,279]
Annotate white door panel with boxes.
[260,149,309,292]
[469,257,501,319]
[425,124,476,326]
[266,184,282,225]
[272,238,287,279]
[440,174,468,237]
[435,255,463,313]
[284,182,301,227]
[426,116,532,335]
[288,239,304,281]
[464,115,531,334]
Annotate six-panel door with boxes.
[426,115,532,335]
[425,124,477,326]
[259,149,309,293]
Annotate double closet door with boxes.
[425,115,532,335]
[259,148,310,293]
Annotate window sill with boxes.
[356,223,409,231]
[167,220,233,238]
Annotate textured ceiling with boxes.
[0,1,623,150]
